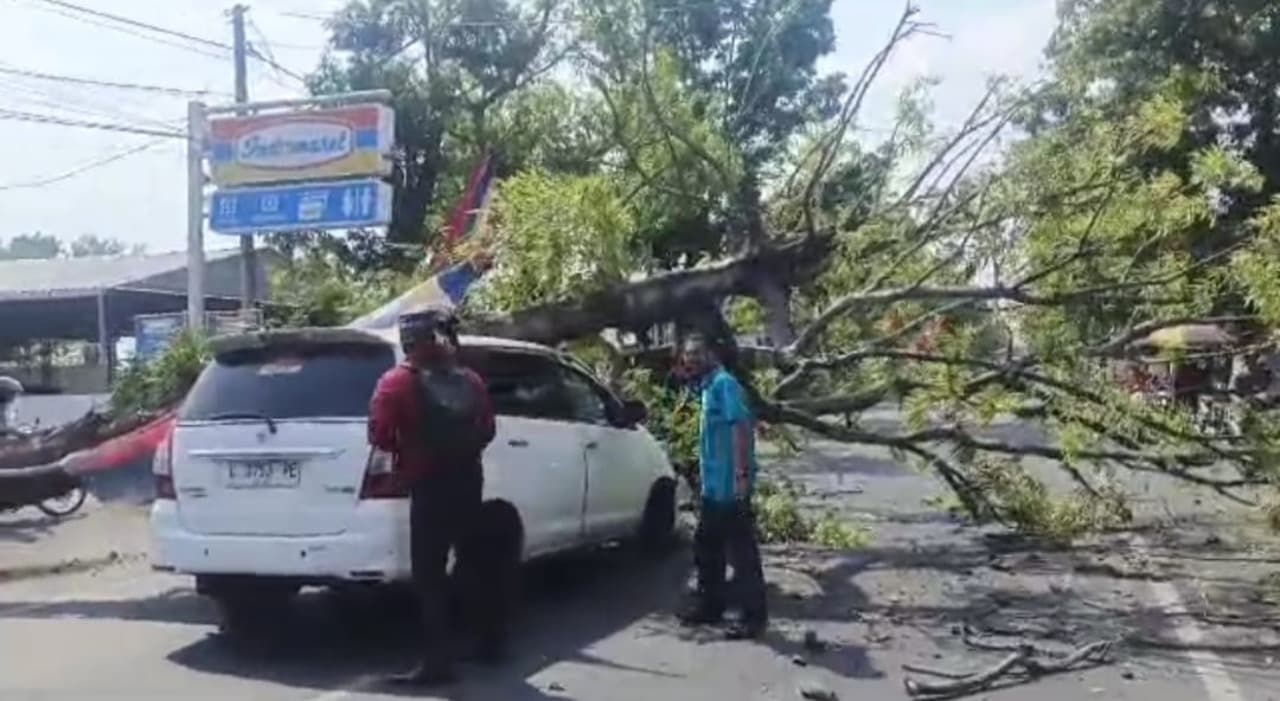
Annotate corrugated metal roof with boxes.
[0,249,243,301]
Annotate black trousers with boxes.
[693,499,767,623]
[409,467,508,662]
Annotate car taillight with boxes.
[153,430,175,500]
[359,447,408,499]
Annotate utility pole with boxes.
[185,99,206,332]
[230,4,258,313]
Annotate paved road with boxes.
[2,439,1279,700]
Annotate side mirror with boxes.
[621,399,648,426]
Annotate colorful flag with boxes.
[347,257,488,330]
[443,151,497,249]
[348,153,498,331]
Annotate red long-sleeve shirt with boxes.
[367,363,496,483]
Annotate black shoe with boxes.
[678,605,724,626]
[387,661,459,687]
[724,619,766,640]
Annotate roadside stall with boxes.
[1131,323,1239,431]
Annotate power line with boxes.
[0,82,175,133]
[0,139,167,191]
[277,11,330,22]
[0,65,229,97]
[245,18,306,84]
[21,1,232,60]
[0,108,186,139]
[26,0,307,87]
[245,17,323,51]
[0,68,187,131]
[32,0,234,52]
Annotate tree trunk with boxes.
[0,410,162,503]
[756,276,795,347]
[0,235,832,479]
[469,234,832,344]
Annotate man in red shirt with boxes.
[368,308,497,686]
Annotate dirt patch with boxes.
[0,550,142,582]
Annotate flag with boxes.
[443,151,497,249]
[347,257,488,330]
[349,153,498,331]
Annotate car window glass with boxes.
[180,342,394,420]
[561,368,610,425]
[460,348,572,421]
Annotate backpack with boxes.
[414,366,488,467]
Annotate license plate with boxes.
[223,460,301,489]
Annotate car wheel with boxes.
[638,478,677,553]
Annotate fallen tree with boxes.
[7,3,1280,536]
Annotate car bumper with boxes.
[149,499,411,583]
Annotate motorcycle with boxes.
[0,421,88,519]
[0,481,88,519]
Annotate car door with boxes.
[463,348,589,557]
[559,364,648,540]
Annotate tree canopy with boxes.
[0,232,138,260]
[250,0,1280,537]
[8,0,1278,540]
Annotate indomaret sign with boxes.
[208,103,394,186]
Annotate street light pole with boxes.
[230,4,258,313]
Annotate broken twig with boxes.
[903,638,1116,698]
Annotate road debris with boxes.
[902,629,1117,698]
[803,629,828,652]
[797,680,838,700]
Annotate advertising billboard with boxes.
[208,103,394,186]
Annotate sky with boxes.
[0,0,1058,255]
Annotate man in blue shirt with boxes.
[678,334,768,639]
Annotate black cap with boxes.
[398,307,458,347]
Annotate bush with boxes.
[110,332,210,416]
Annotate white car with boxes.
[150,327,677,622]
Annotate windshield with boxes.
[179,341,395,421]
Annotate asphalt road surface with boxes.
[3,435,1280,701]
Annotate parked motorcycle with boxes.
[0,477,87,519]
[0,415,88,519]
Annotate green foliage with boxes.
[110,333,210,416]
[264,0,1280,542]
[617,367,700,469]
[582,0,843,167]
[475,171,643,310]
[310,0,575,247]
[0,232,60,260]
[68,234,140,258]
[269,251,415,328]
[968,457,1132,542]
[0,233,135,261]
[754,477,869,548]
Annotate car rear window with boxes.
[179,341,395,421]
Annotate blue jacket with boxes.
[698,367,757,504]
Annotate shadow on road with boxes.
[0,542,885,698]
[0,513,70,544]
